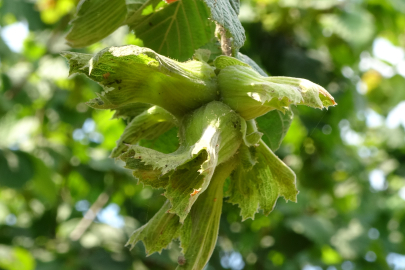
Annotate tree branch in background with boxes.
[69,192,109,241]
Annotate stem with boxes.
[215,24,232,57]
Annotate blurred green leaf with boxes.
[286,215,334,244]
[279,0,341,10]
[237,52,267,76]
[30,156,58,206]
[0,150,34,189]
[320,9,375,46]
[366,74,405,114]
[0,0,45,30]
[66,0,127,48]
[0,245,35,270]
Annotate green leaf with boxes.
[237,52,267,76]
[177,159,236,270]
[62,45,218,118]
[126,200,182,254]
[286,215,334,245]
[228,140,298,220]
[0,245,36,270]
[257,107,293,151]
[66,0,127,48]
[217,65,337,120]
[111,106,177,158]
[126,0,149,19]
[279,0,341,10]
[121,101,244,222]
[193,49,212,63]
[229,0,241,15]
[366,74,405,115]
[203,0,246,53]
[0,149,34,189]
[319,9,375,46]
[30,156,58,205]
[388,0,405,13]
[126,0,215,61]
[198,39,222,63]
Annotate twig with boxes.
[69,192,110,241]
[215,24,232,56]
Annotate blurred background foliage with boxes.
[1,0,405,269]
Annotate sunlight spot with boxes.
[341,66,354,78]
[365,109,384,128]
[365,251,377,262]
[398,187,405,201]
[75,200,90,212]
[386,102,405,129]
[97,203,125,228]
[359,52,395,78]
[369,169,387,191]
[397,61,405,77]
[192,124,218,156]
[147,106,158,114]
[387,253,405,270]
[0,21,29,52]
[247,92,262,102]
[342,261,354,270]
[373,38,404,65]
[303,265,322,270]
[221,251,245,270]
[339,119,364,146]
[83,119,96,133]
[356,81,368,94]
[368,228,380,239]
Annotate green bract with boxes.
[121,101,243,222]
[63,45,336,270]
[62,46,218,118]
[217,64,337,120]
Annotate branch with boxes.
[69,192,110,241]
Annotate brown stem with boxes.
[69,192,110,241]
[215,24,232,57]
